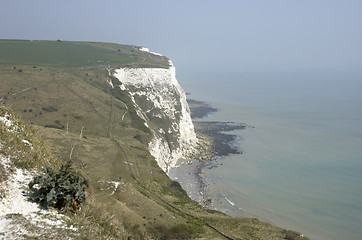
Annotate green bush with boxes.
[169,180,188,197]
[42,106,58,112]
[283,230,302,240]
[28,162,89,212]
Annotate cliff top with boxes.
[0,39,170,68]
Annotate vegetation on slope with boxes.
[0,104,57,170]
[0,40,308,239]
[0,105,81,239]
[28,162,89,212]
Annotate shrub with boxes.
[28,162,89,212]
[283,230,302,240]
[149,223,204,239]
[169,180,188,197]
[44,124,62,129]
[42,106,58,112]
[170,223,204,239]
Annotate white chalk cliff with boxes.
[113,49,197,173]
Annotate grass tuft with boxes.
[0,104,57,170]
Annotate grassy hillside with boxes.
[0,40,308,239]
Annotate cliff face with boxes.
[113,57,197,173]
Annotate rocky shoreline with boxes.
[169,99,246,208]
[187,99,245,161]
[186,99,218,119]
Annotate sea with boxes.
[178,69,362,240]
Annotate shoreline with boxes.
[170,99,246,209]
[177,99,311,239]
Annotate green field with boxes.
[0,39,169,68]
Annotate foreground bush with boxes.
[28,162,89,212]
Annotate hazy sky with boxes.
[1,0,362,75]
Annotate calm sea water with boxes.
[179,70,362,240]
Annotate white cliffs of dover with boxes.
[113,58,197,173]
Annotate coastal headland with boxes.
[1,40,308,239]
